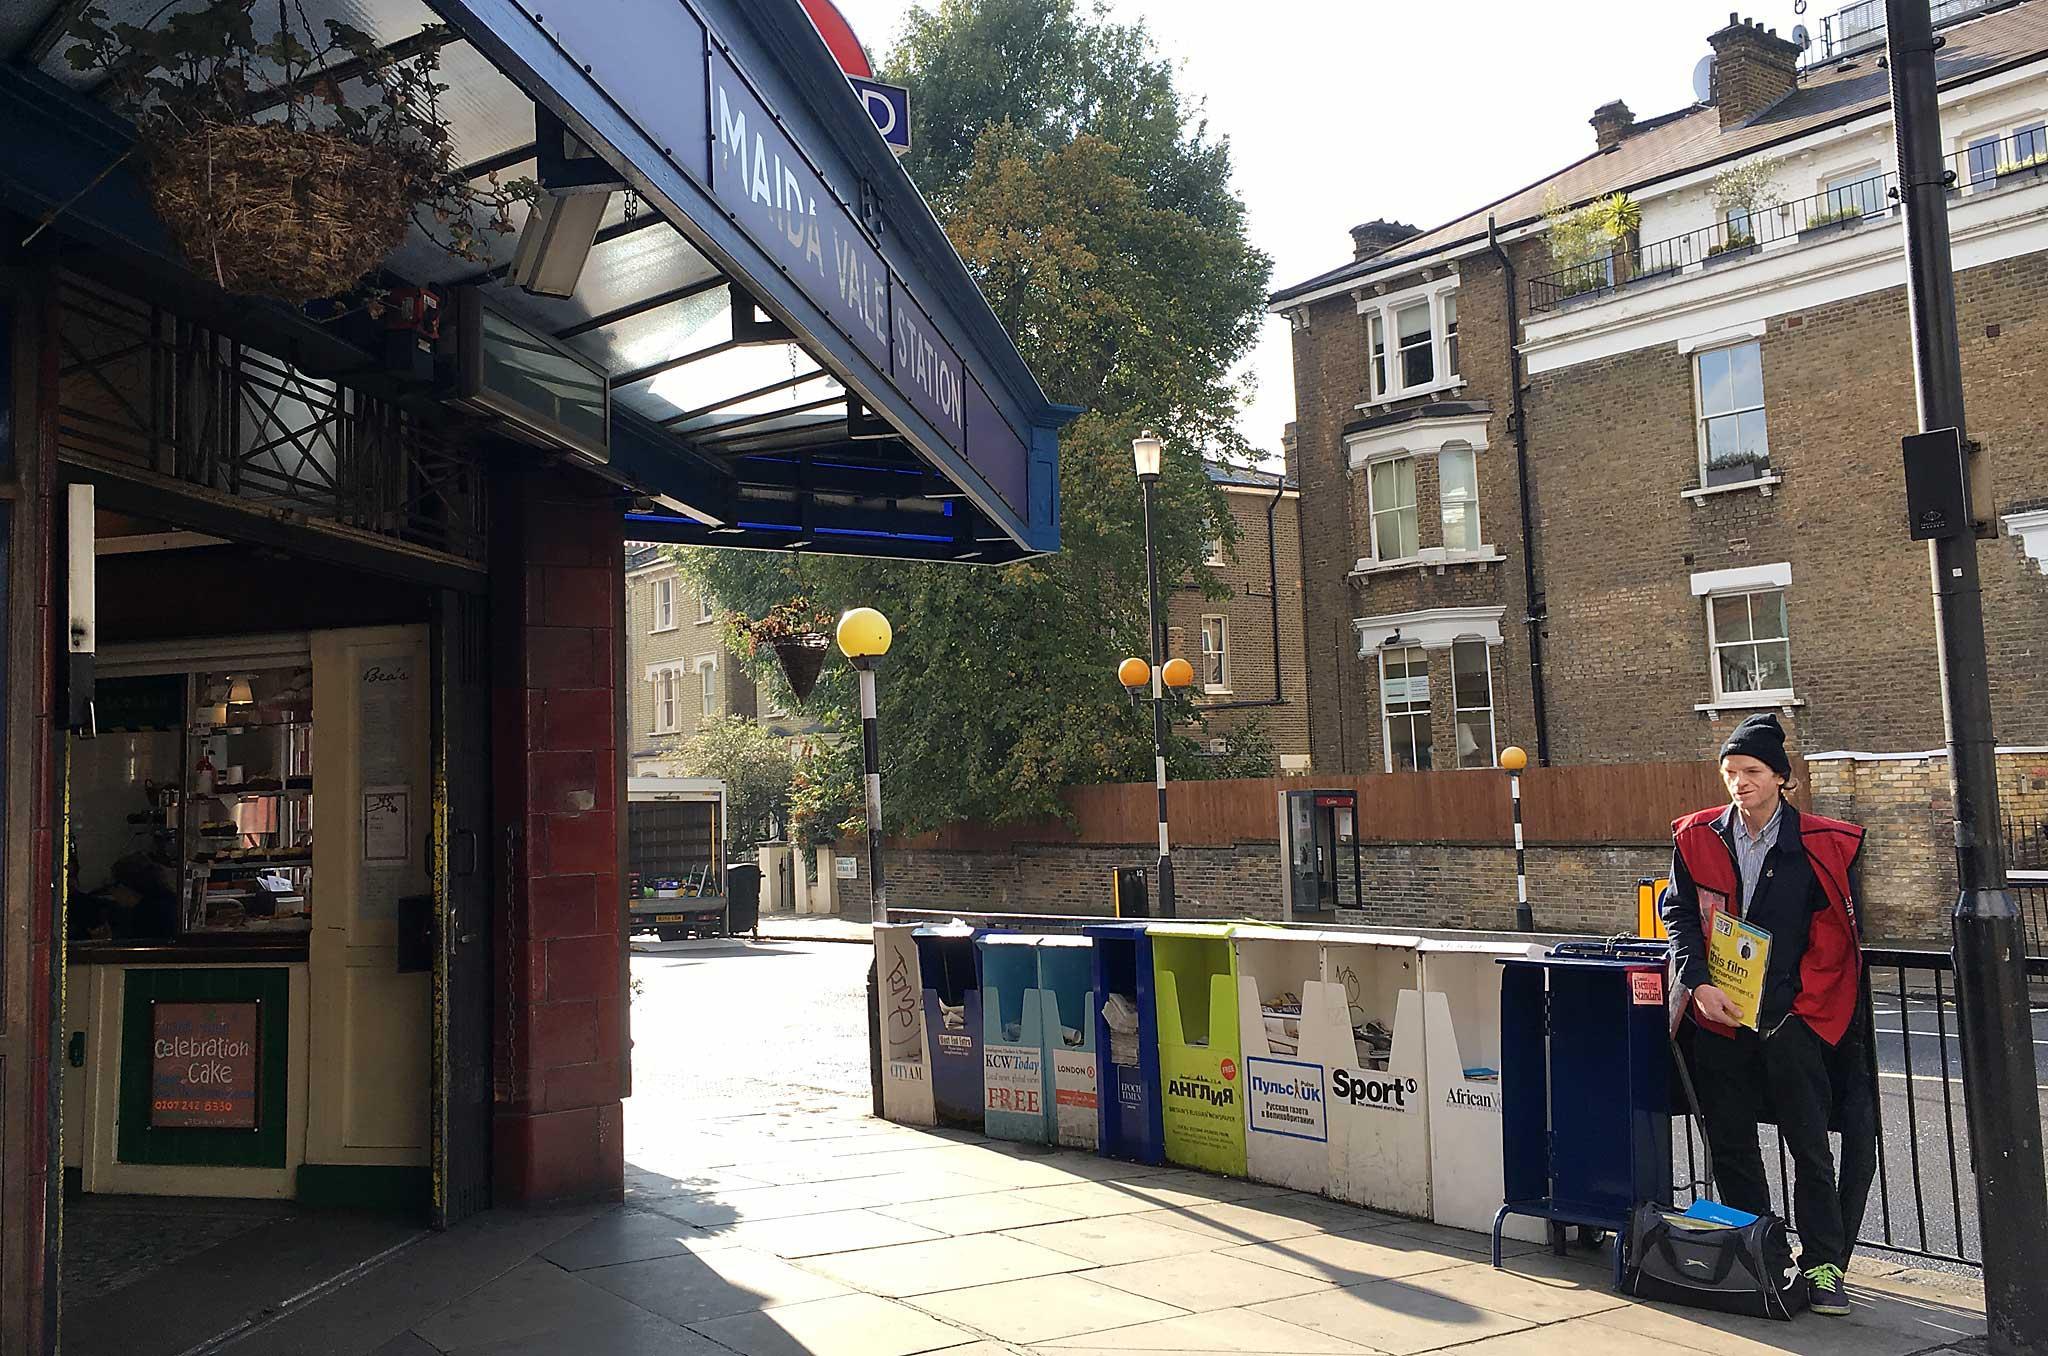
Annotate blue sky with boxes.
[828,1,1822,461]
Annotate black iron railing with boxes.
[1677,946,2048,1268]
[1798,0,2001,70]
[1528,128,2048,314]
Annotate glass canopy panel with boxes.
[38,0,444,90]
[485,227,726,345]
[665,372,843,433]
[642,342,822,418]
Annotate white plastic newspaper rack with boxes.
[1418,936,1546,1241]
[1318,931,1429,1217]
[875,923,935,1126]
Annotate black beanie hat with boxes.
[1719,712,1790,779]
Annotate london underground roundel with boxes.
[798,0,875,78]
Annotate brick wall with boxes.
[491,466,628,1206]
[1524,251,2048,766]
[1164,483,1311,763]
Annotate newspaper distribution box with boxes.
[1086,922,1163,1165]
[978,935,1052,1143]
[1320,933,1428,1217]
[1038,936,1099,1151]
[913,922,988,1128]
[1419,938,1546,1241]
[875,923,935,1126]
[1153,924,1245,1176]
[1232,927,1342,1194]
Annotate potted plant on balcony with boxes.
[1707,158,1784,265]
[1542,190,1640,301]
[1799,200,1867,240]
[62,1,534,304]
[1994,148,2048,185]
[731,597,841,703]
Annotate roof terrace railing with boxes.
[1798,0,2000,69]
[1526,126,2048,314]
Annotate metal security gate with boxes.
[432,589,493,1228]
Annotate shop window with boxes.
[1695,341,1770,488]
[653,577,676,631]
[1200,615,1229,692]
[1368,456,1419,562]
[1439,443,1481,552]
[1380,645,1433,772]
[1451,639,1496,769]
[1707,586,1795,703]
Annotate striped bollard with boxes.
[1500,745,1533,931]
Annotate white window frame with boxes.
[1394,300,1435,391]
[1442,291,1459,379]
[1958,115,2048,191]
[1379,645,1433,773]
[1450,638,1496,770]
[1357,278,1462,405]
[697,590,717,623]
[1200,615,1230,693]
[1438,442,1481,554]
[1201,516,1225,566]
[695,656,719,720]
[651,576,676,632]
[1816,162,1885,221]
[1366,453,1419,564]
[1693,565,1796,707]
[1693,340,1771,491]
[650,665,682,733]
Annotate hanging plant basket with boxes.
[772,635,832,703]
[142,121,417,303]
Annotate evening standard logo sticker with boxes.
[1246,1057,1328,1142]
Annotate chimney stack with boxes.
[1590,100,1636,150]
[1707,14,1801,130]
[1349,219,1422,261]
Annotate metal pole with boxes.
[1140,473,1177,918]
[1511,771,1531,932]
[857,661,888,926]
[1886,4,2047,1347]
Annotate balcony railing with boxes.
[1798,0,2001,69]
[1527,127,2048,314]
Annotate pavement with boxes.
[204,937,1991,1356]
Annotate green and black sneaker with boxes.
[1805,1263,1850,1316]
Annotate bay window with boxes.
[1360,284,1460,402]
[1439,444,1480,552]
[1451,639,1496,769]
[1368,456,1419,562]
[1380,646,1433,772]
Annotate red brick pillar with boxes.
[490,464,628,1206]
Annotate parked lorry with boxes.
[626,777,727,940]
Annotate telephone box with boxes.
[1280,789,1362,920]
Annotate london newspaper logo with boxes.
[1331,1068,1418,1112]
[1165,1075,1236,1108]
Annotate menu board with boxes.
[151,1001,261,1129]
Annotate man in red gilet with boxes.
[1660,712,1872,1316]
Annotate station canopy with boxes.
[1,0,1071,563]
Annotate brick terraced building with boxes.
[1272,0,2048,779]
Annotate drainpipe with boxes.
[1488,215,1551,766]
[1204,478,1292,714]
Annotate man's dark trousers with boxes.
[1693,1015,1848,1268]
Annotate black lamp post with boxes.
[1132,431,1179,919]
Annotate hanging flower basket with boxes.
[63,3,533,306]
[772,635,832,703]
[141,121,416,303]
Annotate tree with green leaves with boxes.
[672,0,1272,834]
[668,718,794,857]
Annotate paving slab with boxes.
[688,1291,976,1356]
[1087,1249,1338,1311]
[877,1191,1086,1236]
[1447,1314,1702,1356]
[913,1271,1189,1343]
[411,1258,656,1353]
[1008,1181,1196,1220]
[1002,1215,1224,1267]
[711,1208,946,1257]
[1589,1302,1953,1356]
[1390,1258,1630,1324]
[1142,1197,1367,1247]
[1366,1218,1544,1258]
[638,1179,900,1227]
[583,1244,851,1325]
[1038,1307,1381,1353]
[1250,1280,1533,1355]
[797,1233,1091,1297]
[541,1209,720,1272]
[370,1335,441,1356]
[453,1307,726,1356]
[1100,1170,1295,1205]
[859,1169,1033,1204]
[1218,1228,1478,1287]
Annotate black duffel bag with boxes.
[1624,1203,1807,1320]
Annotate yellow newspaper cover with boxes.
[1707,911,1772,1030]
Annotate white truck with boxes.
[625,777,728,940]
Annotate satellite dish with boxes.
[1792,23,1810,49]
[1693,54,1717,104]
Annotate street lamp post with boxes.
[1132,431,1180,918]
[1499,745,1532,931]
[836,607,893,925]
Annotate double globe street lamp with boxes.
[1122,431,1194,918]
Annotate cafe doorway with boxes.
[53,498,488,1354]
